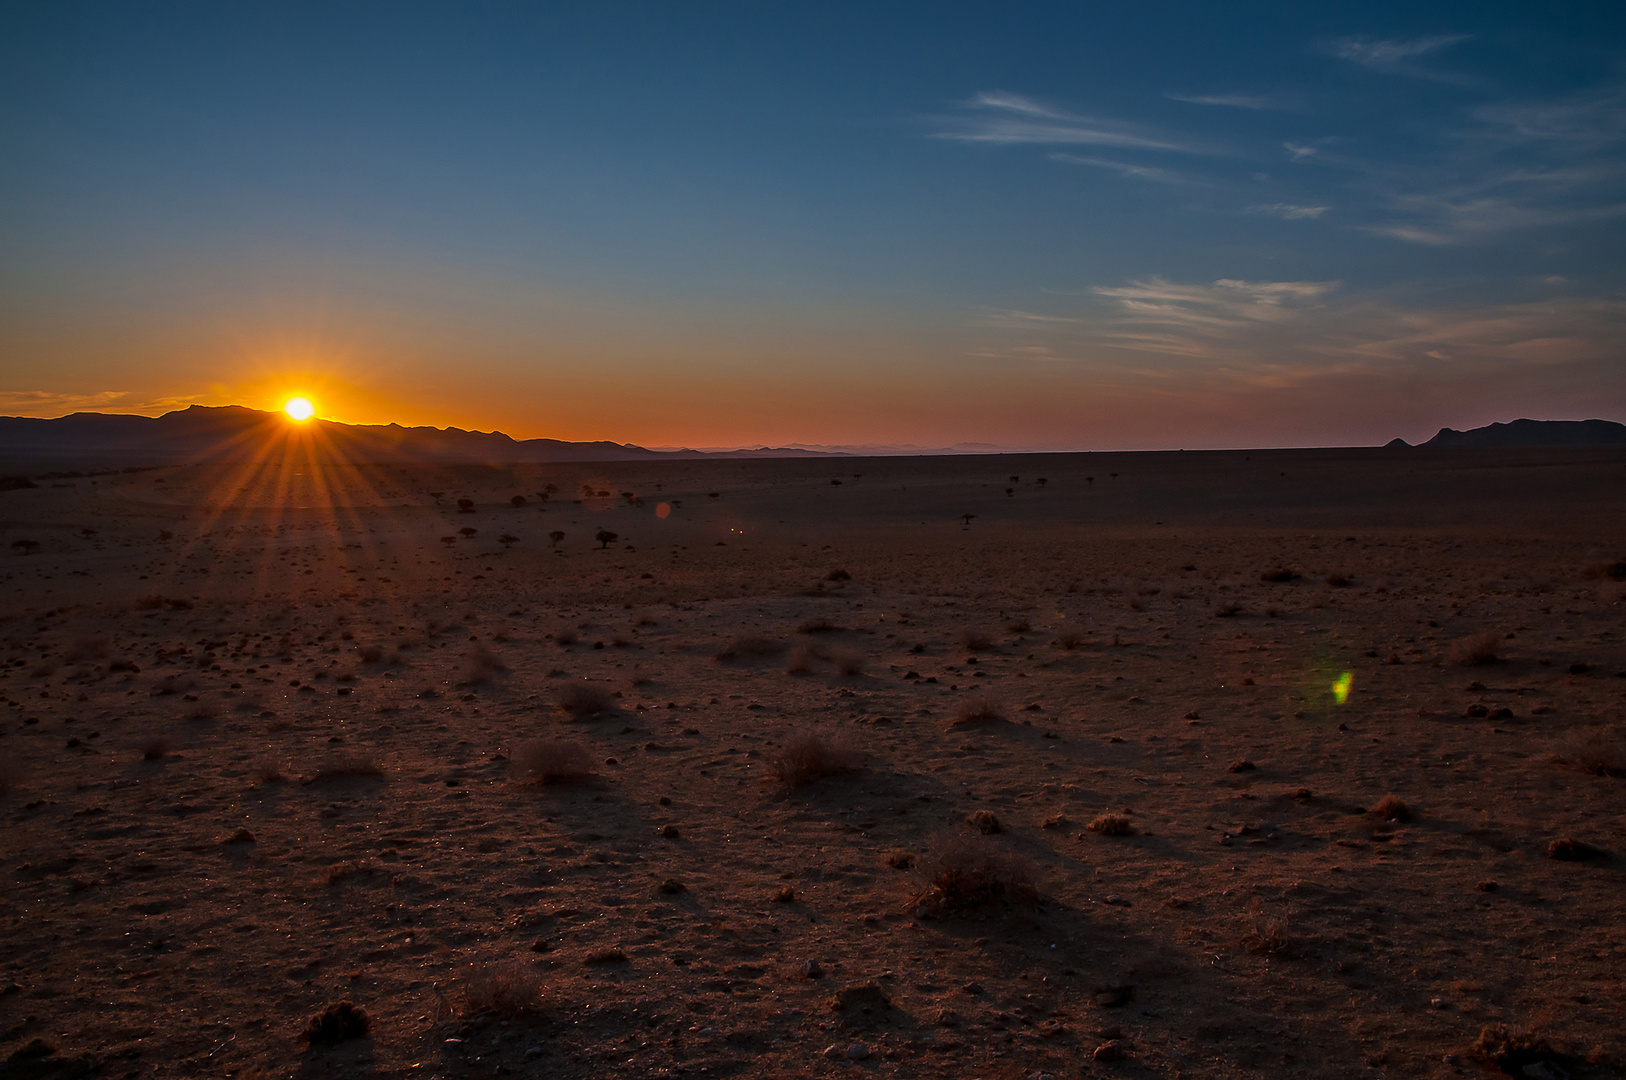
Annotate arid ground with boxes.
[2,447,1624,1080]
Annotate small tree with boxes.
[499,534,518,547]
[595,530,618,549]
[440,535,457,547]
[459,526,478,538]
[961,513,976,526]
[1036,477,1048,488]
[548,530,565,549]
[457,498,474,513]
[510,495,526,508]
[80,528,98,539]
[11,539,40,555]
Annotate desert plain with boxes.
[1,446,1624,1080]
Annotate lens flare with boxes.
[1331,670,1353,705]
[284,397,315,421]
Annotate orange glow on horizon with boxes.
[283,397,315,421]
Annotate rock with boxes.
[822,1043,845,1060]
[1094,1039,1126,1061]
[845,1043,870,1060]
[658,878,686,894]
[801,959,822,978]
[1092,985,1133,1008]
[1547,837,1607,861]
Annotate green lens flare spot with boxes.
[1332,671,1353,706]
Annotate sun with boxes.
[283,397,315,421]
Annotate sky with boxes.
[2,1,1624,450]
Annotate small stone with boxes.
[801,959,822,978]
[845,1043,870,1060]
[822,1043,844,1061]
[657,824,681,838]
[658,878,686,894]
[1093,1039,1126,1062]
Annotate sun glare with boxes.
[283,397,315,421]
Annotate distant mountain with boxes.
[1421,418,1626,448]
[0,406,837,465]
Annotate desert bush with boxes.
[884,849,915,869]
[303,1000,371,1043]
[1473,1025,1557,1075]
[1449,630,1502,666]
[64,637,110,663]
[1005,618,1031,634]
[798,617,839,634]
[833,649,866,677]
[548,530,565,548]
[0,759,20,796]
[554,628,578,646]
[250,758,288,784]
[714,636,786,661]
[139,735,172,761]
[1546,837,1608,861]
[1369,795,1411,822]
[1260,568,1300,583]
[949,689,1006,727]
[307,754,384,782]
[557,682,615,719]
[464,959,543,1017]
[958,629,994,652]
[186,701,220,721]
[150,673,195,696]
[456,498,474,513]
[1325,574,1352,588]
[513,738,596,784]
[357,644,384,664]
[1213,604,1245,618]
[1240,912,1296,958]
[510,495,526,508]
[1087,813,1135,836]
[912,833,1038,911]
[825,568,851,581]
[785,642,829,674]
[967,809,1002,834]
[595,530,618,549]
[1053,631,1086,650]
[463,643,508,682]
[1554,728,1626,777]
[768,730,861,786]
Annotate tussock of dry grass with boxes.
[797,617,840,634]
[714,636,786,661]
[1240,915,1296,958]
[306,754,384,782]
[1472,1025,1557,1074]
[949,689,1007,727]
[833,649,866,677]
[1450,630,1503,666]
[967,809,1002,834]
[557,682,615,718]
[302,1000,371,1043]
[785,642,830,674]
[463,643,508,682]
[958,629,994,652]
[513,738,596,784]
[912,833,1038,911]
[464,959,543,1016]
[1553,728,1626,778]
[768,730,861,786]
[139,736,172,761]
[64,637,109,663]
[1369,795,1412,822]
[250,759,287,784]
[1087,813,1135,836]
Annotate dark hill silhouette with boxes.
[1422,419,1626,448]
[0,405,835,465]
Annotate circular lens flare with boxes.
[284,397,315,421]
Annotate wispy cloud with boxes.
[0,390,131,415]
[1166,92,1278,111]
[931,91,1202,153]
[1327,34,1472,82]
[1249,203,1329,219]
[1050,153,1197,184]
[976,308,1082,329]
[1093,277,1340,335]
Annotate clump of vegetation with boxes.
[1369,795,1411,822]
[967,810,1002,835]
[306,754,384,782]
[958,629,994,652]
[64,637,110,663]
[250,758,287,784]
[557,682,615,719]
[1087,813,1135,836]
[768,730,861,786]
[1324,574,1352,588]
[1547,837,1608,861]
[785,642,829,674]
[513,738,597,784]
[714,636,786,661]
[594,530,618,549]
[139,736,172,762]
[1472,1025,1561,1075]
[833,649,866,677]
[912,834,1038,911]
[302,1000,372,1043]
[463,643,508,683]
[1260,568,1301,583]
[1053,631,1086,650]
[1554,728,1626,778]
[1240,907,1297,958]
[949,690,1006,727]
[1450,630,1503,666]
[825,568,851,581]
[798,617,839,634]
[464,960,543,1017]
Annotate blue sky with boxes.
[2,2,1623,448]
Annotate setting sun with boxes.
[283,397,315,421]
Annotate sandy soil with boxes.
[2,447,1624,1080]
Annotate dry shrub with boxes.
[1584,559,1626,581]
[1450,630,1503,666]
[798,617,840,634]
[949,689,1007,727]
[715,636,786,661]
[139,735,172,761]
[833,649,866,677]
[785,642,829,674]
[958,629,994,652]
[513,738,596,784]
[1259,568,1300,583]
[912,833,1038,911]
[1554,728,1626,778]
[1547,837,1608,861]
[557,682,615,718]
[1369,795,1411,822]
[0,759,19,796]
[302,1000,371,1043]
[1240,913,1296,958]
[1054,631,1086,650]
[357,644,384,664]
[464,959,543,1017]
[64,637,109,663]
[1006,618,1032,634]
[967,809,1002,834]
[250,758,287,784]
[307,754,384,782]
[769,730,861,786]
[1087,813,1135,836]
[186,701,220,721]
[1473,1025,1558,1074]
[884,849,915,869]
[463,643,508,683]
